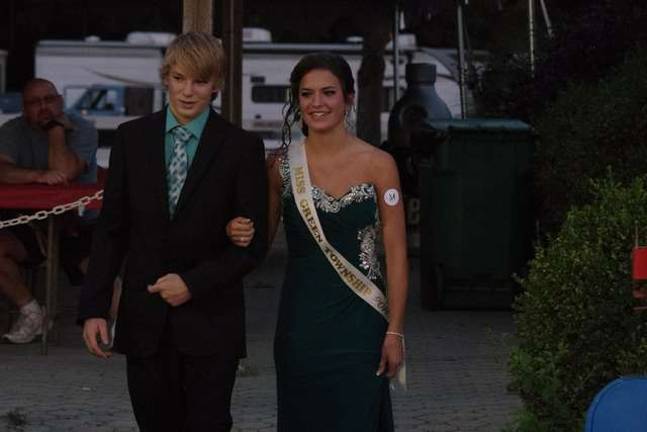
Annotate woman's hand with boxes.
[226,217,255,247]
[376,333,404,378]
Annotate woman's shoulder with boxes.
[348,137,397,174]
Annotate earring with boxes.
[344,105,356,133]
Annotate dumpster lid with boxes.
[423,118,531,132]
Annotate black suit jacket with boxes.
[78,109,268,358]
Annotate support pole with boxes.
[456,0,467,119]
[392,1,400,104]
[528,0,536,76]
[183,0,213,33]
[539,0,554,38]
[221,0,243,125]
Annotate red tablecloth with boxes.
[0,183,103,210]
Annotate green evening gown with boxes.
[275,157,394,432]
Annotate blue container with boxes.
[584,376,647,431]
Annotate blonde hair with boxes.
[160,32,227,88]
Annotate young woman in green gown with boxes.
[228,52,408,431]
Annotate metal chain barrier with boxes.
[0,189,103,229]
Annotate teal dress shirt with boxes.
[164,106,210,170]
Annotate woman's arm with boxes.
[372,149,409,378]
[227,154,283,247]
[266,155,283,245]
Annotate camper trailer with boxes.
[238,31,462,147]
[2,30,464,154]
[33,33,170,130]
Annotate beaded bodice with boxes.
[278,156,382,281]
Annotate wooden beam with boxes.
[221,0,243,125]
[183,0,213,33]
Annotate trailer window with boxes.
[252,85,290,104]
[77,88,119,112]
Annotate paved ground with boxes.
[0,231,521,431]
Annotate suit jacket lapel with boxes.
[145,111,171,222]
[174,110,227,217]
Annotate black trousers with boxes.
[126,329,239,432]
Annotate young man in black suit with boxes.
[78,32,268,431]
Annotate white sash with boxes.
[288,140,388,318]
[288,140,406,388]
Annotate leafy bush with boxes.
[534,49,647,233]
[472,52,533,119]
[508,175,647,432]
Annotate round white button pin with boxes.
[383,188,400,206]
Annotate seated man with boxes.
[0,78,98,344]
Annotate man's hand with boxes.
[226,216,254,247]
[148,273,192,306]
[82,318,112,359]
[35,169,68,185]
[54,114,74,130]
[40,114,74,131]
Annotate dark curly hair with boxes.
[279,52,355,153]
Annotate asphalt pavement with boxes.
[0,230,521,431]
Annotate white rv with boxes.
[33,33,170,130]
[238,30,462,147]
[2,30,464,158]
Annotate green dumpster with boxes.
[418,119,534,309]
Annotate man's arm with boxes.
[46,122,86,181]
[0,155,67,185]
[179,135,269,300]
[78,126,129,321]
[78,126,129,357]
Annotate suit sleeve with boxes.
[180,135,269,299]
[77,127,130,323]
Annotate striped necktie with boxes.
[167,126,192,217]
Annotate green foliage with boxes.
[473,3,647,122]
[472,53,533,119]
[535,49,647,233]
[508,175,647,432]
[502,403,551,432]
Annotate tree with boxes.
[474,1,647,121]
[353,2,391,146]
